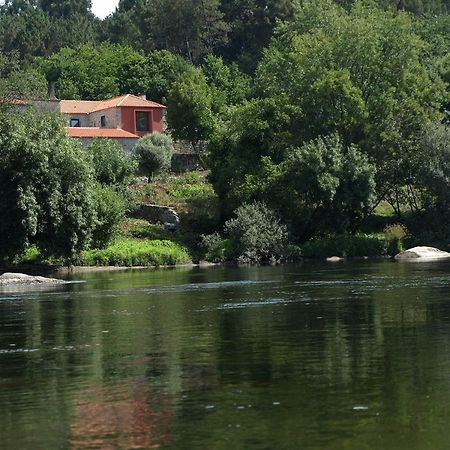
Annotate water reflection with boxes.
[70,382,172,449]
[1,262,450,449]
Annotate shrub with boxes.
[201,233,229,262]
[88,138,137,187]
[300,234,388,259]
[135,132,174,177]
[91,185,129,248]
[15,246,41,265]
[224,202,288,264]
[384,223,408,255]
[123,219,173,240]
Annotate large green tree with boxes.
[102,0,229,63]
[166,67,217,151]
[0,110,96,261]
[219,0,296,72]
[0,0,97,60]
[254,0,446,195]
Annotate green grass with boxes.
[15,245,41,265]
[122,218,175,240]
[80,238,192,266]
[139,170,220,238]
[142,171,216,207]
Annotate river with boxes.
[1,260,450,449]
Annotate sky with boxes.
[91,0,120,19]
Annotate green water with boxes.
[1,261,450,449]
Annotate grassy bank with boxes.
[80,238,191,266]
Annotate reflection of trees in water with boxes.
[70,381,173,450]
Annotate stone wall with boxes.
[76,137,138,152]
[171,154,200,173]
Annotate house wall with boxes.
[66,114,90,127]
[152,109,165,133]
[89,108,121,128]
[74,137,138,153]
[121,107,165,135]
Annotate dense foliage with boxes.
[2,0,450,262]
[224,202,288,263]
[135,132,175,177]
[0,110,96,261]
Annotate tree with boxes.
[202,55,250,113]
[208,96,302,213]
[86,139,137,248]
[39,0,92,18]
[102,0,229,63]
[274,134,376,238]
[219,0,296,72]
[0,61,47,102]
[0,1,97,60]
[37,44,148,100]
[166,67,217,151]
[87,138,137,187]
[254,0,445,199]
[135,132,174,177]
[144,50,191,103]
[415,123,450,210]
[0,110,96,261]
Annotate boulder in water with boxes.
[395,246,450,260]
[0,272,66,285]
[326,256,344,262]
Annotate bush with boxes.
[122,219,174,240]
[135,132,174,177]
[201,233,230,262]
[224,202,288,264]
[384,223,408,255]
[80,238,191,266]
[300,234,388,259]
[88,138,137,187]
[91,185,129,248]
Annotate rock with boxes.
[395,246,450,260]
[327,256,344,262]
[0,272,66,285]
[130,203,180,230]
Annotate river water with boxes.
[1,261,450,449]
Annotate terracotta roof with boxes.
[66,127,139,139]
[61,100,101,114]
[90,94,166,112]
[60,94,165,115]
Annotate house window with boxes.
[100,115,106,127]
[70,118,80,127]
[135,111,149,132]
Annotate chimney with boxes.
[47,81,58,100]
[139,93,147,100]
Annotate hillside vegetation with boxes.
[2,0,450,264]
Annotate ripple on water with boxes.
[217,298,300,310]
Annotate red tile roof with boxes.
[66,127,139,139]
[92,94,166,112]
[60,100,98,114]
[61,94,165,115]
